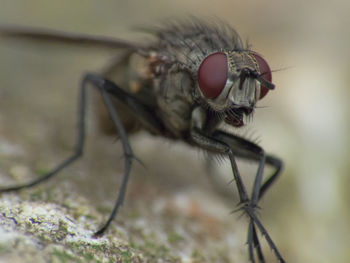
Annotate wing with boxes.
[0,24,152,135]
[0,24,144,51]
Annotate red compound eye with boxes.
[251,52,272,100]
[197,52,228,99]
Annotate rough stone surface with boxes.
[0,132,249,263]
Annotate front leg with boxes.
[212,130,285,262]
[191,127,250,204]
[189,107,285,263]
[190,126,263,262]
[212,130,284,201]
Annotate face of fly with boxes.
[196,51,274,127]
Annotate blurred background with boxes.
[0,1,349,262]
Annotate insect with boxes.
[0,18,285,262]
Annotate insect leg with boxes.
[191,128,263,262]
[252,221,265,262]
[260,154,283,199]
[81,73,134,236]
[212,130,283,202]
[248,221,256,263]
[1,71,164,238]
[81,73,164,236]
[190,128,250,209]
[0,70,89,193]
[212,130,284,263]
[247,219,266,263]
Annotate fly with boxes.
[0,18,285,263]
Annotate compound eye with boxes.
[251,52,272,100]
[197,52,228,99]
